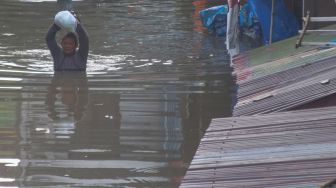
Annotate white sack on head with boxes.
[54,11,77,33]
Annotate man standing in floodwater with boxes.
[46,12,89,71]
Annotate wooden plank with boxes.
[301,42,336,46]
[309,17,336,22]
[299,29,336,33]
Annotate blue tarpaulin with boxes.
[239,3,261,40]
[199,5,228,36]
[200,1,299,44]
[248,0,299,44]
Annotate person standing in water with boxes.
[46,11,89,71]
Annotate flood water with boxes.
[0,0,235,187]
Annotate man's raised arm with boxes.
[46,23,62,62]
[76,23,89,61]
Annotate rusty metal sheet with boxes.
[233,58,336,116]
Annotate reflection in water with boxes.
[46,72,88,121]
[57,0,73,11]
[0,71,236,187]
[0,0,237,187]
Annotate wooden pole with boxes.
[295,11,310,48]
[302,0,305,28]
[269,0,275,45]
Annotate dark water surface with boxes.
[0,0,235,187]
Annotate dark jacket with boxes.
[46,23,89,71]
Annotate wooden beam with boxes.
[304,17,336,22]
[269,0,275,45]
[301,42,336,46]
[299,30,336,34]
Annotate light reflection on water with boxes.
[0,0,235,187]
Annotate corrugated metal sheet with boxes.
[237,56,336,101]
[233,47,336,84]
[180,106,336,188]
[233,55,336,116]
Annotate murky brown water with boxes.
[0,0,235,187]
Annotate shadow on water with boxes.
[0,0,237,187]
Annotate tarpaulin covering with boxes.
[199,5,228,36]
[239,3,261,40]
[248,0,299,44]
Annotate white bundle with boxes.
[54,11,77,32]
